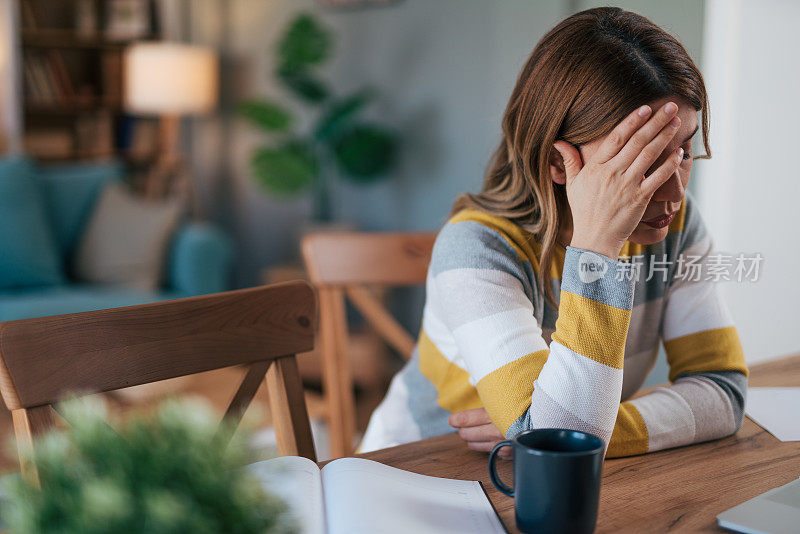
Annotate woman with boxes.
[360,7,748,459]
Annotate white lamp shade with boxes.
[124,42,218,115]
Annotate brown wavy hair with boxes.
[451,7,711,308]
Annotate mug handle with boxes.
[488,440,514,497]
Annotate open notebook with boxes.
[248,456,506,534]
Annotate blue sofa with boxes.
[0,156,233,321]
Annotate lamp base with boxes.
[143,115,197,216]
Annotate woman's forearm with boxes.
[502,246,636,457]
[607,370,747,457]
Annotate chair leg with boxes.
[267,355,317,462]
[12,405,56,487]
[332,290,356,454]
[319,288,356,458]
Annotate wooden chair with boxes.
[302,232,435,457]
[0,281,318,484]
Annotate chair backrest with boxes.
[301,232,435,457]
[0,281,318,484]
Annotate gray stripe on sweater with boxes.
[400,347,455,439]
[676,370,747,430]
[429,220,534,302]
[560,246,636,310]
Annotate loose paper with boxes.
[745,387,800,441]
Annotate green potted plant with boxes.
[1,398,296,534]
[237,13,399,222]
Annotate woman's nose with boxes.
[650,168,685,203]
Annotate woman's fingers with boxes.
[590,104,652,164]
[465,441,496,452]
[457,423,504,442]
[641,146,684,198]
[624,115,681,180]
[449,407,492,428]
[609,102,680,171]
[552,140,584,182]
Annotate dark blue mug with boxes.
[488,428,604,534]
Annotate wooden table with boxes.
[357,354,800,533]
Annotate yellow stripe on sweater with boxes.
[550,291,632,370]
[418,329,483,413]
[664,326,749,382]
[606,402,649,457]
[476,349,549,434]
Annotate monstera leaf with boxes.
[278,67,329,103]
[333,124,397,181]
[278,14,332,73]
[315,90,373,141]
[239,13,400,206]
[250,141,318,194]
[236,100,292,131]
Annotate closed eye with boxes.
[681,125,699,161]
[682,125,699,144]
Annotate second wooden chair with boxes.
[302,231,435,457]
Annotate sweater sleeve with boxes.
[429,220,637,459]
[605,200,749,458]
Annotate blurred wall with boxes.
[698,0,800,364]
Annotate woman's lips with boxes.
[642,211,676,229]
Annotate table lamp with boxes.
[124,42,218,203]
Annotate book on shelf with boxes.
[20,0,37,29]
[23,51,75,107]
[23,60,44,104]
[249,456,507,534]
[101,52,122,105]
[26,54,56,105]
[24,129,73,159]
[45,50,75,103]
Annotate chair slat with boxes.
[346,286,416,360]
[0,283,315,410]
[303,232,435,285]
[223,360,272,431]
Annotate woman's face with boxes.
[577,96,699,246]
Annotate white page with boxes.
[249,456,325,534]
[320,457,505,534]
[745,387,800,441]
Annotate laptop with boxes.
[717,477,800,534]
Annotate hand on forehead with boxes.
[580,97,698,165]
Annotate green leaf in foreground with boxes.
[236,100,292,131]
[333,124,397,181]
[251,142,318,195]
[1,397,297,534]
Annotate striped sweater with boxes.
[360,191,749,458]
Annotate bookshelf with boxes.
[17,0,159,162]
